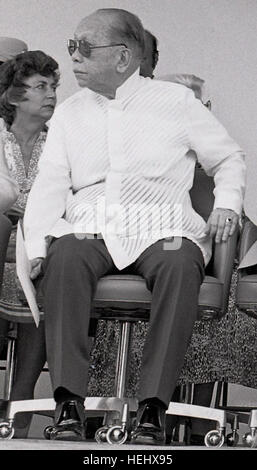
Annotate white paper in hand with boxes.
[16,221,40,327]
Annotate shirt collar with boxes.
[115,68,144,101]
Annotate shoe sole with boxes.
[51,430,85,441]
[131,435,165,446]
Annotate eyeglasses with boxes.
[67,39,127,58]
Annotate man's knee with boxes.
[44,234,96,274]
[47,234,81,262]
[155,239,204,279]
[43,235,109,279]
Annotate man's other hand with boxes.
[30,257,44,280]
[204,208,239,243]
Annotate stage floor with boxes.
[0,438,252,450]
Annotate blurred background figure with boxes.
[0,37,28,132]
[0,50,59,437]
[161,73,204,99]
[140,29,159,78]
[0,138,18,211]
[0,37,27,64]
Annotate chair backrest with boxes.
[238,217,257,277]
[189,166,215,222]
[190,166,216,275]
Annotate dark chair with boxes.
[0,214,14,401]
[0,214,16,424]
[236,217,257,319]
[0,214,12,292]
[0,167,238,447]
[210,218,257,449]
[230,217,257,448]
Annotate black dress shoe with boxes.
[189,433,205,446]
[50,400,86,441]
[131,402,166,446]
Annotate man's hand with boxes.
[30,258,44,280]
[204,208,239,243]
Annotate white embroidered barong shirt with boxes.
[24,70,246,269]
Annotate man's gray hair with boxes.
[97,8,145,59]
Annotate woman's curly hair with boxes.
[0,50,59,126]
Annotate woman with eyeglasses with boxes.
[0,50,59,437]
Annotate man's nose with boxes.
[71,48,84,62]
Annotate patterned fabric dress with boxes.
[0,130,46,322]
[179,264,257,388]
[178,267,238,385]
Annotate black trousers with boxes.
[41,235,204,407]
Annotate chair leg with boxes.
[214,381,228,408]
[221,382,228,407]
[95,321,133,444]
[214,381,222,408]
[4,327,17,401]
[114,321,132,399]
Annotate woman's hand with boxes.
[30,257,44,280]
[7,206,25,219]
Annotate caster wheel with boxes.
[242,432,256,447]
[95,426,108,444]
[106,426,128,445]
[204,430,224,448]
[0,422,15,440]
[226,432,239,447]
[44,426,57,440]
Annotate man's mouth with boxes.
[74,71,87,75]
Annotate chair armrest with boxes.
[0,213,12,290]
[238,219,257,262]
[212,227,239,312]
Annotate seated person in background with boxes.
[24,8,246,444]
[0,37,28,132]
[0,139,19,211]
[0,50,59,437]
[161,72,204,100]
[0,37,28,209]
[139,29,159,79]
[0,37,27,64]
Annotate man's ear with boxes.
[8,96,19,108]
[116,48,132,73]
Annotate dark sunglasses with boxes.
[67,39,127,58]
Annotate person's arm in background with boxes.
[24,111,71,273]
[0,135,19,212]
[185,88,246,242]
